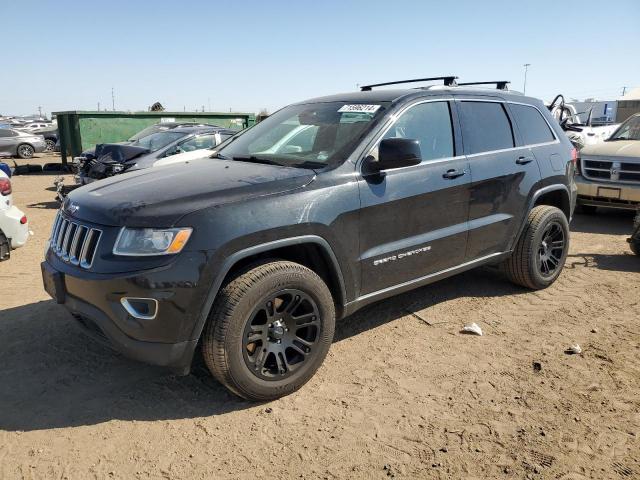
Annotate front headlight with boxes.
[113,227,192,256]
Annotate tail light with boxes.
[20,215,27,225]
[0,178,11,196]
[570,147,578,165]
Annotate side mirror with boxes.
[375,138,422,171]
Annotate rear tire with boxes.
[0,232,10,261]
[202,260,336,401]
[45,139,56,152]
[502,205,569,289]
[17,144,34,159]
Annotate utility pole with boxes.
[38,106,42,118]
[523,63,531,95]
[208,97,211,112]
[622,86,627,97]
[111,87,115,111]
[97,102,100,111]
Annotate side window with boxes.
[510,104,555,145]
[0,130,11,137]
[381,101,454,161]
[459,101,514,154]
[178,134,216,152]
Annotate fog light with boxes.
[120,297,158,320]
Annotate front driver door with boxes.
[357,99,471,296]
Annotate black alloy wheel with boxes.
[537,221,565,278]
[242,289,320,381]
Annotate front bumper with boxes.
[41,249,212,374]
[575,174,640,210]
[0,205,29,248]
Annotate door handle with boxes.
[442,169,466,179]
[516,156,533,165]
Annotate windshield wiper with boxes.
[232,155,282,166]
[291,160,327,169]
[607,138,632,141]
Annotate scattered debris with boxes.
[460,323,483,336]
[565,344,582,355]
[264,407,273,414]
[532,361,542,372]
[404,309,432,326]
[591,328,598,333]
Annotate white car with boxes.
[0,170,30,260]
[151,129,236,168]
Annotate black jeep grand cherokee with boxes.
[42,77,577,401]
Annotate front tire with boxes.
[202,260,336,401]
[502,205,570,289]
[45,139,56,152]
[17,144,34,159]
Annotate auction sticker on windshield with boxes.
[338,104,381,114]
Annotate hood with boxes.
[81,141,131,158]
[581,140,640,159]
[95,143,150,164]
[65,158,315,227]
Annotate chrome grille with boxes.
[581,156,640,184]
[49,212,102,269]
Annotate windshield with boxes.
[217,101,388,168]
[128,125,168,142]
[609,115,640,141]
[131,131,186,152]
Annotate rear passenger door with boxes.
[456,99,541,260]
[508,102,562,173]
[357,99,471,295]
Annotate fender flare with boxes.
[510,184,571,251]
[189,235,347,342]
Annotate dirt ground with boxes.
[0,153,639,479]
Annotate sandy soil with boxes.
[0,153,639,479]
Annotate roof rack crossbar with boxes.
[360,76,458,91]
[457,81,511,90]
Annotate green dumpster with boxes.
[53,111,256,164]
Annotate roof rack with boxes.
[360,76,458,91]
[457,81,510,90]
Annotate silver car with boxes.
[0,128,47,159]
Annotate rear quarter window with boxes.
[510,103,556,145]
[458,101,514,154]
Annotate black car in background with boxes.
[33,127,58,152]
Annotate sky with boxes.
[1,0,638,117]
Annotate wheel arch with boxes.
[532,185,571,220]
[190,235,347,344]
[510,184,571,252]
